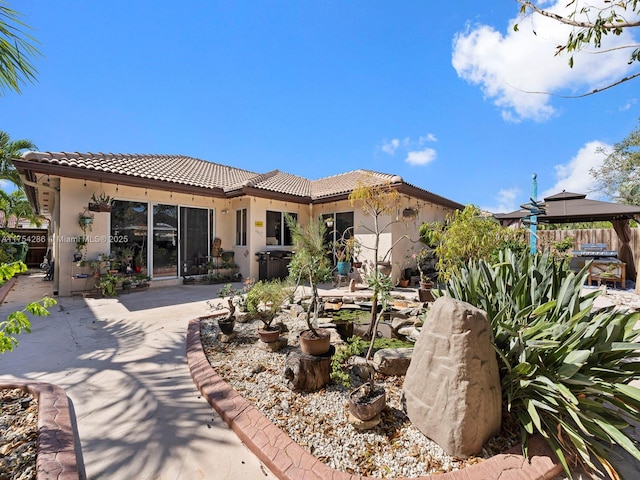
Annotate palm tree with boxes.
[0,2,40,95]
[0,189,42,227]
[0,130,36,187]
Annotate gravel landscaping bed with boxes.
[200,313,519,478]
[0,388,38,480]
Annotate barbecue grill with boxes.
[571,243,618,258]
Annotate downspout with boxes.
[21,179,61,295]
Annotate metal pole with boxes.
[531,173,538,255]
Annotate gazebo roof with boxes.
[495,191,640,224]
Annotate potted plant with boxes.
[121,278,133,293]
[333,232,357,276]
[98,273,119,297]
[246,278,290,343]
[211,282,253,334]
[88,192,113,212]
[89,260,101,278]
[78,210,94,234]
[74,236,87,261]
[286,214,334,355]
[134,274,150,289]
[347,269,393,423]
[413,248,435,302]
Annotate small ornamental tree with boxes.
[286,214,333,336]
[348,176,408,340]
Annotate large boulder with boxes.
[401,296,502,457]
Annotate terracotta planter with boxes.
[398,278,410,288]
[218,317,236,335]
[298,328,331,356]
[258,325,281,343]
[349,384,386,421]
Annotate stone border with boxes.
[187,317,564,480]
[1,380,81,480]
[0,276,17,303]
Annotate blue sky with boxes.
[3,1,639,213]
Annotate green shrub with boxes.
[245,278,292,328]
[419,205,527,282]
[441,249,640,478]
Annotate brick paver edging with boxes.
[1,380,81,480]
[0,276,17,303]
[187,318,564,480]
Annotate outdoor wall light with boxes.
[221,208,229,215]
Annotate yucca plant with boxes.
[439,249,640,478]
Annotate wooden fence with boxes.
[536,228,640,259]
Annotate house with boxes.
[14,151,464,296]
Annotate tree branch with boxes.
[519,1,640,29]
[506,71,640,98]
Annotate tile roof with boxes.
[311,170,401,199]
[20,151,258,191]
[18,151,462,208]
[242,170,312,197]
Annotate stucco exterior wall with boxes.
[241,197,309,280]
[314,197,453,284]
[56,178,235,295]
[52,177,457,295]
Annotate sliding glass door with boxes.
[152,204,178,277]
[180,207,210,276]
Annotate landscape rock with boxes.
[373,348,413,376]
[401,296,502,458]
[257,337,288,352]
[391,315,413,332]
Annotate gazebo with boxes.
[495,191,640,283]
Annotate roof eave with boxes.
[13,159,227,198]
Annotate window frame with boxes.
[235,208,247,246]
[266,210,297,246]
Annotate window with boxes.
[180,207,209,275]
[322,212,354,262]
[266,211,297,246]
[110,200,148,274]
[153,204,178,277]
[236,208,247,246]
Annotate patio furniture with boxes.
[588,259,626,289]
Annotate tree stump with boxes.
[283,346,335,392]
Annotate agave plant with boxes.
[439,249,640,478]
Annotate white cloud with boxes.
[540,140,611,199]
[620,98,637,111]
[481,187,521,214]
[380,134,438,161]
[381,138,400,155]
[405,148,437,166]
[419,133,437,144]
[452,1,639,122]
